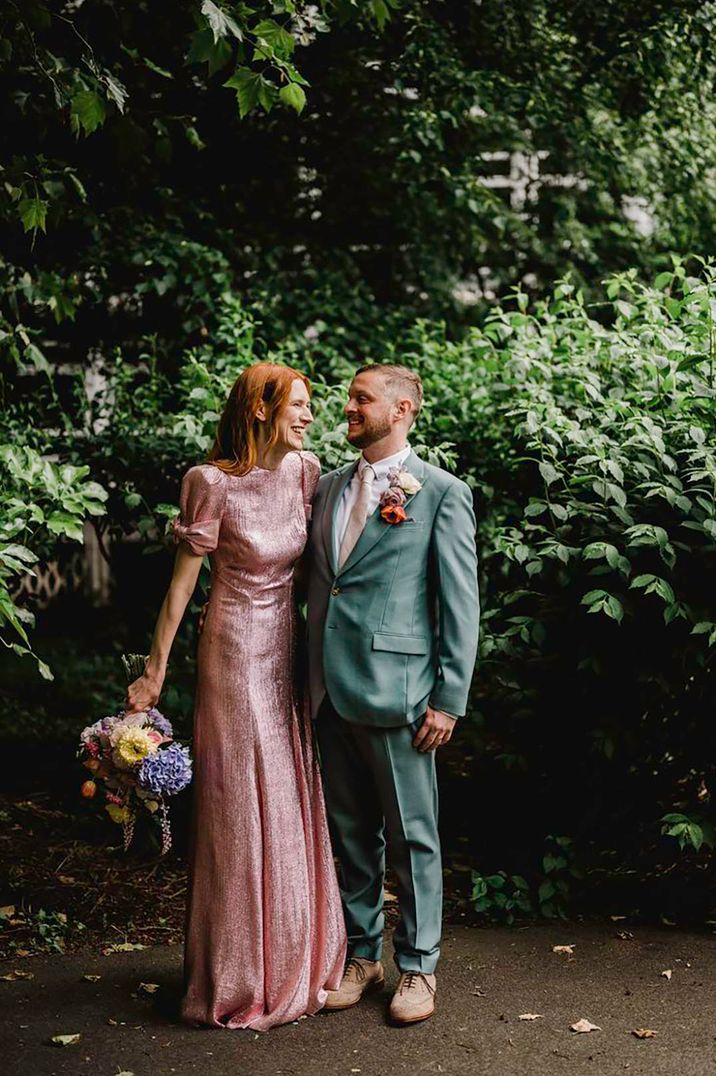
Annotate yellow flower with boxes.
[112,727,159,769]
[105,803,131,824]
[143,800,159,814]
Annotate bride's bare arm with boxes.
[125,545,204,713]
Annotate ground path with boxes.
[2,922,715,1076]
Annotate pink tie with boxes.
[338,465,375,567]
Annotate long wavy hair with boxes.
[207,362,311,476]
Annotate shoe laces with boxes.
[344,957,368,983]
[400,971,424,994]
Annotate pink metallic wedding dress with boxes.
[173,451,346,1031]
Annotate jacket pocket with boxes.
[372,632,429,655]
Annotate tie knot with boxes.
[359,463,375,484]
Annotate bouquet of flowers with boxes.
[77,654,192,854]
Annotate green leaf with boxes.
[604,596,624,623]
[18,198,48,234]
[371,0,390,29]
[0,544,37,566]
[252,18,295,57]
[38,660,54,682]
[581,589,608,605]
[278,82,306,114]
[186,29,233,74]
[224,67,261,117]
[257,77,278,113]
[104,74,129,113]
[24,342,51,375]
[70,90,107,135]
[538,460,559,486]
[202,0,243,42]
[630,573,656,588]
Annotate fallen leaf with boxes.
[610,915,628,921]
[116,1071,135,1075]
[616,930,634,941]
[51,1034,81,1046]
[519,1013,543,1021]
[660,969,672,980]
[0,970,34,982]
[138,982,160,994]
[552,944,575,955]
[570,1019,601,1033]
[632,1028,657,1039]
[107,1018,118,1026]
[472,988,486,997]
[82,974,101,982]
[15,950,31,958]
[0,905,16,917]
[102,942,147,954]
[57,875,77,885]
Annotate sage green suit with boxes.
[306,450,479,972]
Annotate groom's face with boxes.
[344,371,394,449]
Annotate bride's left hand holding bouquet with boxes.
[77,654,192,854]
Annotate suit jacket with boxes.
[306,449,479,726]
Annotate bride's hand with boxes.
[125,672,163,714]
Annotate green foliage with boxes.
[471,836,580,923]
[661,813,715,854]
[0,445,107,677]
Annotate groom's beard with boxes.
[346,412,392,449]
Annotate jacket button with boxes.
[331,586,341,596]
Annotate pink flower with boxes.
[380,487,407,508]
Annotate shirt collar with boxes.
[359,444,411,480]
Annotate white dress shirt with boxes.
[333,444,411,564]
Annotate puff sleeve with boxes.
[171,464,227,556]
[300,451,321,501]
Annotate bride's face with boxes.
[273,378,314,451]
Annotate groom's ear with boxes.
[394,396,413,419]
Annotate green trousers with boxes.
[316,698,442,974]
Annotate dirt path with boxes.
[2,922,715,1075]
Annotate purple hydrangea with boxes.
[138,743,192,797]
[147,707,173,738]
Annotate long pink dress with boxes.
[173,451,346,1031]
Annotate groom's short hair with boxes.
[356,363,423,424]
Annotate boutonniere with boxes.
[379,468,423,525]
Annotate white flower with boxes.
[397,471,422,496]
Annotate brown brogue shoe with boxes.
[323,957,385,1012]
[389,971,436,1025]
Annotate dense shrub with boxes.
[402,263,716,905]
[4,263,716,915]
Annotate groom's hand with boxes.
[413,706,457,752]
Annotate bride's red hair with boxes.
[208,363,311,476]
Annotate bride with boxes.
[126,362,346,1030]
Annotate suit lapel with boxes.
[337,450,427,577]
[321,461,357,574]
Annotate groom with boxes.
[306,363,479,1025]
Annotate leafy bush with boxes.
[0,445,107,677]
[399,262,716,896]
